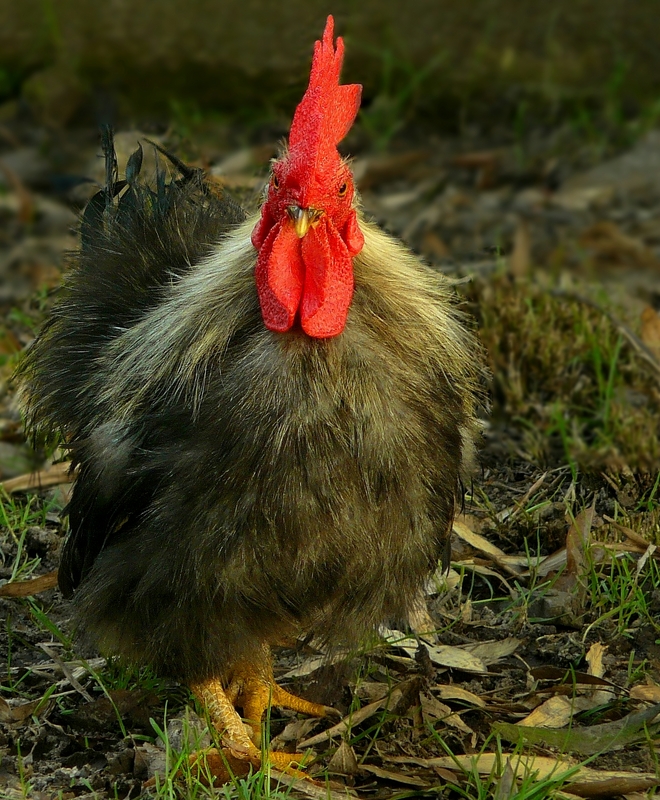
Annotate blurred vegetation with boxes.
[1,0,660,134]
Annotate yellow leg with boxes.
[229,647,331,739]
[191,677,256,755]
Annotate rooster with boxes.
[18,17,484,777]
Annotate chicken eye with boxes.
[338,182,348,197]
[272,175,279,189]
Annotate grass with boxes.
[428,731,584,800]
[463,470,660,642]
[472,275,660,472]
[584,541,660,640]
[100,658,170,695]
[0,489,60,581]
[146,708,307,800]
[2,484,660,797]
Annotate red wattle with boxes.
[254,215,360,338]
[300,218,354,338]
[255,221,304,332]
[343,209,365,256]
[251,207,273,250]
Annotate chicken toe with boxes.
[189,658,326,785]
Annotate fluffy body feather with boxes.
[19,149,482,682]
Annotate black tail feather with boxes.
[18,127,247,443]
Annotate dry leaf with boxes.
[455,513,486,532]
[299,686,405,748]
[407,589,438,636]
[641,306,660,360]
[453,519,508,560]
[433,684,487,708]
[426,565,462,595]
[389,753,660,795]
[569,776,660,797]
[554,506,594,609]
[603,515,650,549]
[381,628,419,656]
[421,693,474,735]
[433,766,460,782]
[456,562,517,596]
[497,472,547,523]
[493,759,516,800]
[382,628,488,672]
[495,701,660,755]
[530,666,617,689]
[354,682,390,704]
[453,519,522,580]
[518,695,584,729]
[586,643,606,678]
[630,683,660,704]
[270,769,358,800]
[0,695,49,724]
[426,644,488,672]
[464,637,521,665]
[327,740,359,776]
[635,543,657,579]
[585,642,615,707]
[270,717,320,749]
[532,547,568,578]
[360,764,429,788]
[566,506,593,578]
[281,650,349,679]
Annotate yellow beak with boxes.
[288,206,323,238]
[294,208,311,239]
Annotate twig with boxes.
[1,462,74,494]
[0,569,59,597]
[497,471,547,522]
[38,643,94,702]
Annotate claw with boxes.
[187,746,310,787]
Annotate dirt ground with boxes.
[1,109,660,799]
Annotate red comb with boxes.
[288,16,361,176]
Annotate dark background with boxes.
[2,1,659,130]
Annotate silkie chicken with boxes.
[18,16,484,778]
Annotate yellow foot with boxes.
[188,649,332,786]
